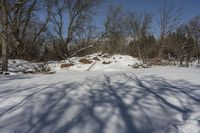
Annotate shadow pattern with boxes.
[0,72,200,133]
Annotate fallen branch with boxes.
[70,32,107,57]
[70,45,93,57]
[85,61,96,71]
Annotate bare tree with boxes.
[6,0,52,58]
[174,26,192,65]
[157,4,181,59]
[104,5,123,35]
[50,0,66,47]
[103,4,126,54]
[186,15,200,66]
[0,0,8,72]
[49,0,102,57]
[126,12,152,59]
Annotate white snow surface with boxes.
[0,66,200,133]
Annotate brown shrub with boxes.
[79,58,93,64]
[144,58,175,66]
[61,63,74,68]
[102,61,111,64]
[153,58,162,65]
[143,58,161,65]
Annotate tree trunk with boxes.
[137,42,142,59]
[180,55,183,66]
[197,52,200,67]
[179,49,184,66]
[136,38,142,60]
[158,40,163,59]
[1,0,8,72]
[186,54,190,67]
[1,35,8,71]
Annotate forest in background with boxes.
[0,0,200,71]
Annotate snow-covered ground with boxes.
[0,66,200,133]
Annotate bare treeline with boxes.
[1,1,200,71]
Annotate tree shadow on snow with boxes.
[0,73,199,133]
[0,74,32,82]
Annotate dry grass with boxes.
[61,63,74,68]
[79,58,93,64]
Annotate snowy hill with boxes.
[4,53,200,75]
[52,53,142,72]
[7,53,143,74]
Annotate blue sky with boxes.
[93,0,200,35]
[109,0,200,23]
[42,0,200,37]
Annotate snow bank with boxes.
[55,53,142,72]
[7,60,52,74]
[2,53,200,75]
[4,53,143,74]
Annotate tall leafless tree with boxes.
[103,4,127,54]
[186,15,200,66]
[126,12,152,59]
[6,0,51,58]
[49,0,102,56]
[157,4,181,59]
[0,0,8,72]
